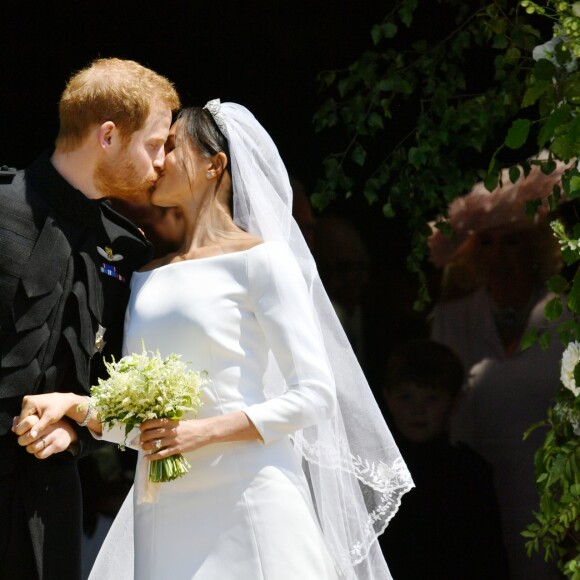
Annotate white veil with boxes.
[89,101,413,580]
[215,100,413,579]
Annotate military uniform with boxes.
[0,152,152,580]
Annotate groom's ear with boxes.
[97,121,118,150]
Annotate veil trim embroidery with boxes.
[206,100,413,579]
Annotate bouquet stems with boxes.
[149,454,192,483]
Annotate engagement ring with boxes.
[155,439,162,450]
[41,437,47,449]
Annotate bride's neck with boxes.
[180,196,241,253]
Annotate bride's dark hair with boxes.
[174,107,233,213]
[176,107,230,170]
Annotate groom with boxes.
[0,58,180,580]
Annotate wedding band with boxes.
[41,437,47,449]
[155,439,162,450]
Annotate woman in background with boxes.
[429,159,569,579]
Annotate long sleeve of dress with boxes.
[91,423,141,450]
[243,243,336,444]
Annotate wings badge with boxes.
[97,246,124,262]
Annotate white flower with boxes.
[90,346,208,483]
[533,32,578,72]
[560,341,580,396]
[533,36,562,63]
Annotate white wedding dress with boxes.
[90,241,342,580]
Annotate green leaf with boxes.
[541,492,558,515]
[338,77,353,98]
[538,104,572,147]
[492,33,507,50]
[533,58,558,81]
[545,297,563,321]
[551,135,580,163]
[484,170,499,192]
[505,45,521,61]
[382,22,398,39]
[525,199,542,218]
[522,80,551,108]
[521,160,532,177]
[367,111,384,131]
[574,361,580,394]
[505,119,531,149]
[383,202,395,218]
[377,79,394,93]
[408,147,428,169]
[509,166,521,184]
[550,454,576,484]
[371,22,397,45]
[540,159,557,175]
[521,327,538,351]
[562,169,580,198]
[568,271,580,314]
[389,77,413,95]
[547,274,569,294]
[398,0,418,27]
[364,188,378,204]
[570,176,580,198]
[539,331,552,351]
[319,71,336,87]
[351,143,367,166]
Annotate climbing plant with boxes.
[313,0,580,575]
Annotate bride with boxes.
[13,100,413,579]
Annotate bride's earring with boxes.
[207,171,214,179]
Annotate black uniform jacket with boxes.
[0,152,152,579]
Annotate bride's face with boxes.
[151,122,207,208]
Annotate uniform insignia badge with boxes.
[94,324,106,354]
[97,245,124,262]
[100,263,126,282]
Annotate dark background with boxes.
[1,0,434,385]
[1,0,388,191]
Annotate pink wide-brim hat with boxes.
[428,156,574,268]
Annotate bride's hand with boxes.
[140,411,261,460]
[139,417,209,459]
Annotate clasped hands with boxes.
[12,392,214,460]
[12,393,80,459]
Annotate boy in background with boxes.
[379,339,510,579]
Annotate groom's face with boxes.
[94,101,172,202]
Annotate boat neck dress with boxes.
[93,241,342,580]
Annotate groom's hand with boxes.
[14,415,78,459]
[15,392,77,439]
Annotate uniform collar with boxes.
[25,150,104,227]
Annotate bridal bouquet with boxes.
[90,346,207,483]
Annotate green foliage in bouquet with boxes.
[91,346,207,483]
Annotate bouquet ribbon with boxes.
[136,455,160,505]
